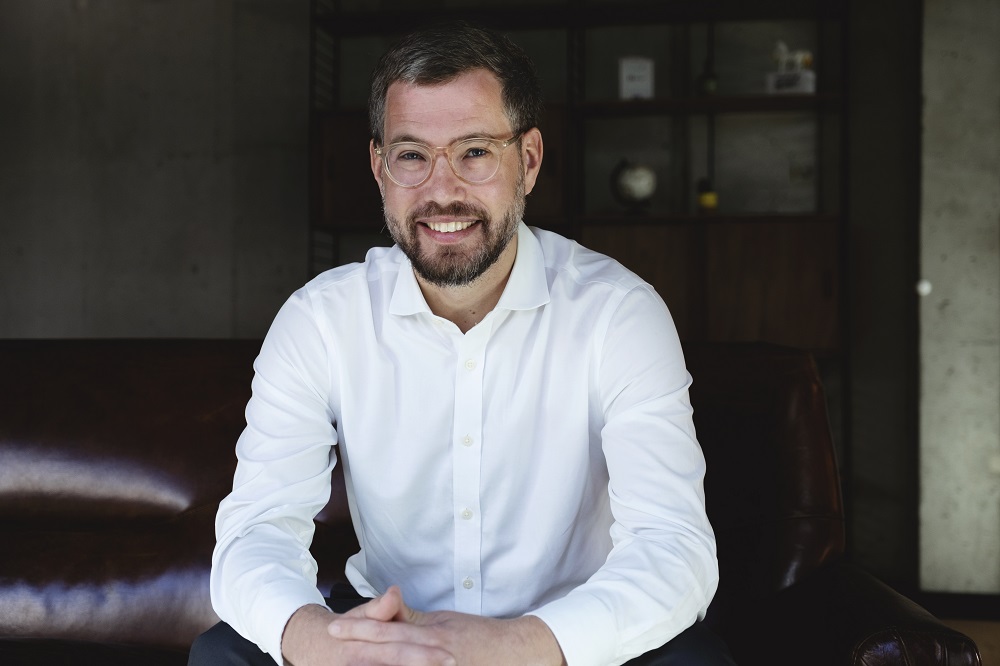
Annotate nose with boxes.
[423,148,466,197]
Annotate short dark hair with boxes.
[369,21,543,146]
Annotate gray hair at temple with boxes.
[368,21,544,147]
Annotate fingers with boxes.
[382,585,421,623]
[282,603,451,666]
[340,640,456,666]
[342,594,394,622]
[330,601,454,666]
[327,586,450,665]
[329,616,433,646]
[343,585,422,625]
[341,586,410,623]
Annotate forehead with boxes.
[384,69,510,144]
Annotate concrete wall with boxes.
[920,0,1000,593]
[0,0,309,339]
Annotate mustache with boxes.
[408,200,490,223]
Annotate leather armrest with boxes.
[720,561,982,666]
[828,563,981,666]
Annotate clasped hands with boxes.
[282,585,565,666]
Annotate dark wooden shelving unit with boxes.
[580,93,840,117]
[582,212,839,226]
[313,0,847,34]
[309,0,847,354]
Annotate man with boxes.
[191,22,733,666]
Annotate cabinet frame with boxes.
[308,0,848,353]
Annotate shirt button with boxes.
[462,577,474,589]
[462,435,473,447]
[461,508,473,520]
[464,359,476,371]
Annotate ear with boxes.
[370,139,385,196]
[519,128,543,195]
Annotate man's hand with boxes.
[327,587,567,666]
[281,601,457,666]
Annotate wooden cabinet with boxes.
[309,0,846,352]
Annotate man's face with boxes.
[370,69,542,288]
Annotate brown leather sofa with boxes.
[0,339,982,665]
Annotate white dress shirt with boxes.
[210,223,719,666]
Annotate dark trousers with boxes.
[190,585,736,666]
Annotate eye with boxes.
[462,144,494,159]
[397,150,426,162]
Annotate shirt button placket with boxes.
[452,328,487,613]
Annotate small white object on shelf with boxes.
[766,41,816,94]
[619,57,654,100]
[766,70,816,94]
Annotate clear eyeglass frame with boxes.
[374,133,523,188]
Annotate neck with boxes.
[417,235,518,334]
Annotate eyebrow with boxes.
[386,131,510,146]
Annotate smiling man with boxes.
[190,22,733,666]
[372,65,535,332]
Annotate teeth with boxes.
[427,220,474,233]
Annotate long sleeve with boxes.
[210,289,340,664]
[527,285,719,666]
[207,229,718,666]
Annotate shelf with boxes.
[581,217,840,349]
[312,214,837,234]
[582,213,839,226]
[319,95,838,124]
[582,94,840,117]
[310,1,847,351]
[316,0,847,37]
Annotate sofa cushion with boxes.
[0,638,188,666]
[0,339,258,523]
[0,339,359,656]
[684,342,845,625]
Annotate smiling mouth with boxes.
[424,220,477,233]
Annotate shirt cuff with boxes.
[526,593,619,666]
[249,582,330,665]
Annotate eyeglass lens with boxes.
[384,139,504,186]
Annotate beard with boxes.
[384,172,526,288]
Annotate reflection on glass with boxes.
[585,26,675,102]
[340,0,567,10]
[506,30,567,104]
[584,117,679,215]
[689,113,817,214]
[689,21,818,96]
[339,36,399,108]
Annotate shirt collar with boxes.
[388,222,550,318]
[496,222,550,312]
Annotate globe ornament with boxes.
[611,160,657,213]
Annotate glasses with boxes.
[375,134,522,188]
